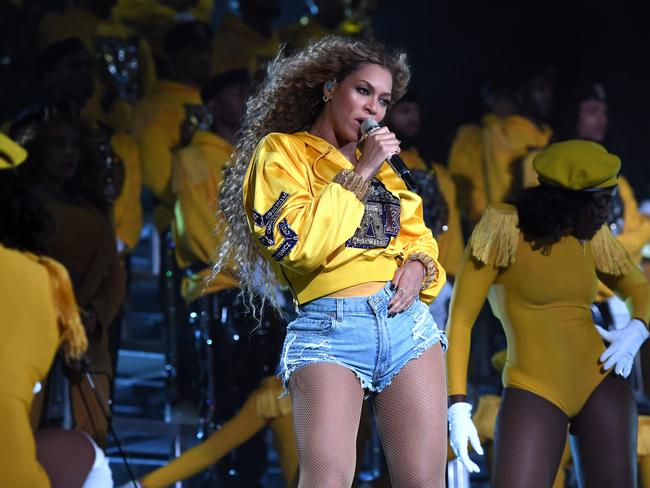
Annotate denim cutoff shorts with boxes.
[279,282,447,394]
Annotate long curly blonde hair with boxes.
[213,35,411,315]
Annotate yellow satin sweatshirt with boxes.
[448,114,552,223]
[132,80,201,231]
[212,12,281,75]
[400,147,464,276]
[171,131,239,304]
[446,204,650,417]
[112,131,143,252]
[39,7,157,133]
[244,131,446,305]
[0,245,85,487]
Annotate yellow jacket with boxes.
[448,114,552,222]
[212,12,281,75]
[39,8,157,133]
[113,0,213,57]
[171,131,239,303]
[132,80,201,230]
[112,131,143,252]
[400,147,464,276]
[244,131,446,304]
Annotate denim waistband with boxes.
[299,282,393,314]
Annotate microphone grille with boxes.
[360,118,380,135]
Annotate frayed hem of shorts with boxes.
[373,336,447,393]
[277,359,374,398]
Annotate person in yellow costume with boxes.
[132,20,212,231]
[39,0,157,133]
[0,133,114,487]
[448,68,554,224]
[212,0,281,76]
[113,0,213,59]
[171,69,250,303]
[14,112,126,448]
[214,35,448,487]
[30,39,144,253]
[446,140,650,487]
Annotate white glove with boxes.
[596,319,650,378]
[448,402,483,473]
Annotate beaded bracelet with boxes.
[405,252,438,290]
[332,169,371,202]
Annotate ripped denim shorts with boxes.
[279,282,447,394]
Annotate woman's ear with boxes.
[322,80,336,101]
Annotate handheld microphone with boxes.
[360,118,418,192]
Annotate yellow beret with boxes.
[533,140,620,191]
[0,133,27,169]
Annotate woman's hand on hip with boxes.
[388,260,425,315]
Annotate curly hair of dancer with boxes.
[516,185,612,248]
[213,35,411,315]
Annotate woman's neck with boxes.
[309,117,358,164]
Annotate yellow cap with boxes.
[0,133,27,169]
[533,140,620,191]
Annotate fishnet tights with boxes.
[373,344,447,488]
[289,344,447,487]
[493,375,637,488]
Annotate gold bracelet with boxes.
[332,169,371,202]
[405,252,438,290]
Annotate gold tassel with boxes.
[469,204,520,267]
[256,376,292,419]
[28,254,88,360]
[590,224,631,276]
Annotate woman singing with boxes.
[215,36,448,487]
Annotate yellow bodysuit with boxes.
[446,204,650,417]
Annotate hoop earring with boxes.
[322,94,331,102]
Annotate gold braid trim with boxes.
[405,252,438,290]
[469,204,519,267]
[332,169,371,202]
[590,224,631,276]
[256,376,292,419]
[27,253,88,360]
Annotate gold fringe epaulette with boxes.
[28,253,88,360]
[590,224,631,276]
[256,376,292,419]
[469,204,519,267]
